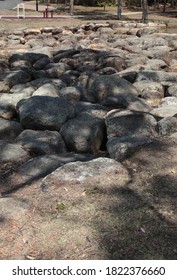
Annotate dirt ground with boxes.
[1,137,177,260]
[1,4,177,260]
[0,2,177,31]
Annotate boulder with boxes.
[74,101,108,118]
[41,157,129,190]
[133,81,164,107]
[0,92,32,112]
[151,105,177,118]
[15,129,66,155]
[29,77,65,89]
[0,81,10,93]
[10,84,35,95]
[9,60,32,73]
[32,83,59,97]
[17,96,75,131]
[59,86,81,101]
[18,153,95,182]
[105,109,157,140]
[60,112,106,153]
[141,37,168,50]
[0,102,17,120]
[158,115,177,136]
[8,52,47,65]
[89,75,138,102]
[0,140,30,163]
[0,118,23,140]
[107,135,153,161]
[0,70,31,88]
[143,59,167,71]
[166,84,177,97]
[136,70,177,83]
[161,96,177,106]
[33,56,51,70]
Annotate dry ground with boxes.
[1,137,177,260]
[0,3,177,31]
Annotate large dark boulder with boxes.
[15,129,66,155]
[107,135,153,161]
[105,109,157,140]
[0,70,31,88]
[17,96,75,131]
[60,112,106,153]
[89,75,138,102]
[0,118,23,140]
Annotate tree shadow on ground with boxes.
[94,139,177,259]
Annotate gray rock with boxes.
[74,101,108,118]
[141,37,168,50]
[15,129,66,155]
[33,56,51,70]
[143,59,167,71]
[0,81,10,93]
[17,96,75,131]
[0,140,30,163]
[117,71,137,83]
[10,84,35,95]
[41,157,128,190]
[151,105,177,118]
[19,152,95,182]
[28,77,65,89]
[32,83,59,97]
[90,75,139,102]
[9,60,32,73]
[0,70,31,88]
[136,70,177,83]
[158,116,177,136]
[142,46,172,59]
[133,81,164,107]
[0,118,23,140]
[125,55,148,68]
[161,96,177,106]
[0,103,17,120]
[97,55,126,72]
[59,86,81,101]
[77,72,98,102]
[8,52,47,65]
[0,59,9,72]
[107,135,153,161]
[100,94,152,112]
[0,92,32,111]
[60,112,106,153]
[166,84,177,97]
[105,109,157,140]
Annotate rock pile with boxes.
[1,21,177,185]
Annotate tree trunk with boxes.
[70,0,74,15]
[154,0,160,9]
[117,0,122,20]
[163,0,167,12]
[142,0,148,23]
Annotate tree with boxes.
[142,0,148,23]
[117,0,122,19]
[70,0,74,15]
